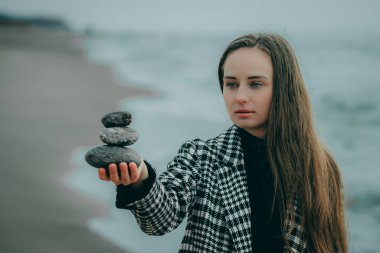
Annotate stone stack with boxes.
[85,111,141,171]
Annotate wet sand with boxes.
[0,27,152,252]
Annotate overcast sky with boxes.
[0,0,379,34]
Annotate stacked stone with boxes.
[85,111,141,171]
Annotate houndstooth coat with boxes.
[124,125,307,252]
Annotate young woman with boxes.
[98,33,348,253]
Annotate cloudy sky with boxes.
[0,0,379,34]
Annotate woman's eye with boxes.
[250,82,263,88]
[225,82,238,88]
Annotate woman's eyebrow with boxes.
[224,75,268,79]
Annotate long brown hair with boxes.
[218,33,348,253]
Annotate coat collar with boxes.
[215,125,245,168]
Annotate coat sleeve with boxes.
[122,140,202,236]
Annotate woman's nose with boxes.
[235,88,249,103]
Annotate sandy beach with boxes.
[0,27,152,252]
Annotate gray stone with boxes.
[101,111,132,128]
[100,127,139,146]
[85,145,141,169]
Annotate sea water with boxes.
[67,31,380,252]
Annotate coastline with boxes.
[0,27,152,252]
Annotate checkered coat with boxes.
[125,125,307,252]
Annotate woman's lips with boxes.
[235,110,255,118]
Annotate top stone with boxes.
[101,111,132,128]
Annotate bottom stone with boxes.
[85,145,141,169]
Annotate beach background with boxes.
[1,1,380,252]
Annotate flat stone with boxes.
[101,111,132,128]
[85,145,141,169]
[100,127,139,146]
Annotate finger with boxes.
[119,162,131,185]
[129,162,141,183]
[109,163,121,185]
[98,168,110,181]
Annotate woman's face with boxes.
[222,47,273,138]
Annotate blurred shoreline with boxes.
[0,27,152,252]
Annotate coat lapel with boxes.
[216,125,252,252]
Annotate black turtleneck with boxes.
[238,127,284,252]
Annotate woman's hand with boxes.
[98,159,149,186]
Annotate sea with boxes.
[67,30,380,253]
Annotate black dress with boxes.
[238,127,284,252]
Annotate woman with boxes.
[98,33,348,253]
